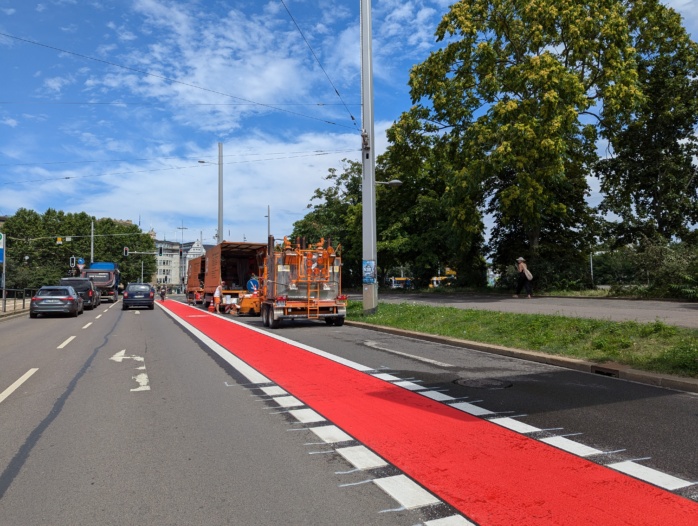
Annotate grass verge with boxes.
[346,301,698,378]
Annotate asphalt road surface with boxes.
[1,299,696,525]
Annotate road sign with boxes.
[0,232,4,264]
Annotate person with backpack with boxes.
[513,257,533,298]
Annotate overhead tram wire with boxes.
[279,0,360,134]
[0,149,359,186]
[0,31,357,131]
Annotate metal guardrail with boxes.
[1,288,38,314]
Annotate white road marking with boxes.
[373,475,440,510]
[394,380,427,391]
[110,350,144,363]
[541,436,603,457]
[372,373,401,381]
[96,314,102,319]
[261,386,287,396]
[310,425,353,444]
[608,460,694,490]
[81,322,92,329]
[449,401,494,416]
[364,340,454,367]
[425,516,476,526]
[489,417,541,434]
[288,408,325,424]
[131,373,150,392]
[336,445,387,470]
[421,390,456,402]
[57,336,76,349]
[273,395,304,408]
[0,369,39,405]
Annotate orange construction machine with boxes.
[259,235,346,328]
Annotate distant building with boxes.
[154,239,181,290]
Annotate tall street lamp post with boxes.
[198,142,223,244]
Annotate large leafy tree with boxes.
[396,0,643,278]
[2,209,155,289]
[595,0,698,245]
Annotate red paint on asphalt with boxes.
[164,302,698,525]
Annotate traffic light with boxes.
[158,246,163,256]
[69,256,76,267]
[123,246,129,257]
[179,247,183,258]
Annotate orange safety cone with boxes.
[208,301,215,312]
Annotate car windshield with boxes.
[39,288,71,297]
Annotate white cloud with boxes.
[2,8,16,15]
[2,117,18,127]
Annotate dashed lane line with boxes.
[0,369,39,405]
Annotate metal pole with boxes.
[90,221,94,263]
[1,233,6,312]
[360,0,377,314]
[267,205,271,239]
[218,142,223,244]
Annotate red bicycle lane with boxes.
[163,301,698,526]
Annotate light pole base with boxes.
[362,283,378,315]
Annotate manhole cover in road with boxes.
[453,378,513,389]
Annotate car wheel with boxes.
[325,318,334,325]
[122,305,128,310]
[333,317,345,326]
[269,311,280,329]
[149,304,154,310]
[72,309,79,317]
[30,312,37,319]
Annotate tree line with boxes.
[1,209,156,290]
[293,0,698,297]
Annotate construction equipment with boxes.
[259,236,346,328]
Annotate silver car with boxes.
[30,286,84,318]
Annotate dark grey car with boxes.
[30,286,84,318]
[59,277,101,309]
[122,283,155,310]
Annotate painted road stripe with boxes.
[0,369,39,405]
[421,390,456,402]
[288,408,325,424]
[489,417,541,434]
[57,336,76,349]
[310,425,353,444]
[273,395,304,408]
[336,445,388,470]
[425,516,476,526]
[373,475,441,510]
[364,340,454,367]
[608,460,694,491]
[541,436,604,457]
[261,386,287,397]
[449,401,494,416]
[372,373,401,381]
[394,380,427,391]
[82,322,92,329]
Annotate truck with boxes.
[186,241,267,312]
[259,235,346,328]
[186,236,347,328]
[81,262,120,302]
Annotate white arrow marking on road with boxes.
[110,350,145,363]
[131,373,150,391]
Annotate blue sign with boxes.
[78,258,85,265]
[0,232,4,264]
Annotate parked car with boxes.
[30,286,84,318]
[59,277,101,309]
[122,283,155,310]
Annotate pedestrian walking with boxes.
[513,257,533,298]
[214,282,223,313]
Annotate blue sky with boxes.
[1,1,696,245]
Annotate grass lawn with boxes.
[346,301,698,378]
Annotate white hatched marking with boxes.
[310,425,353,444]
[425,515,476,526]
[450,401,494,416]
[373,475,440,510]
[336,445,387,470]
[489,417,541,434]
[289,408,325,424]
[541,436,603,457]
[421,390,455,402]
[261,386,287,397]
[372,373,401,381]
[394,380,426,391]
[608,460,694,490]
[273,395,304,408]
